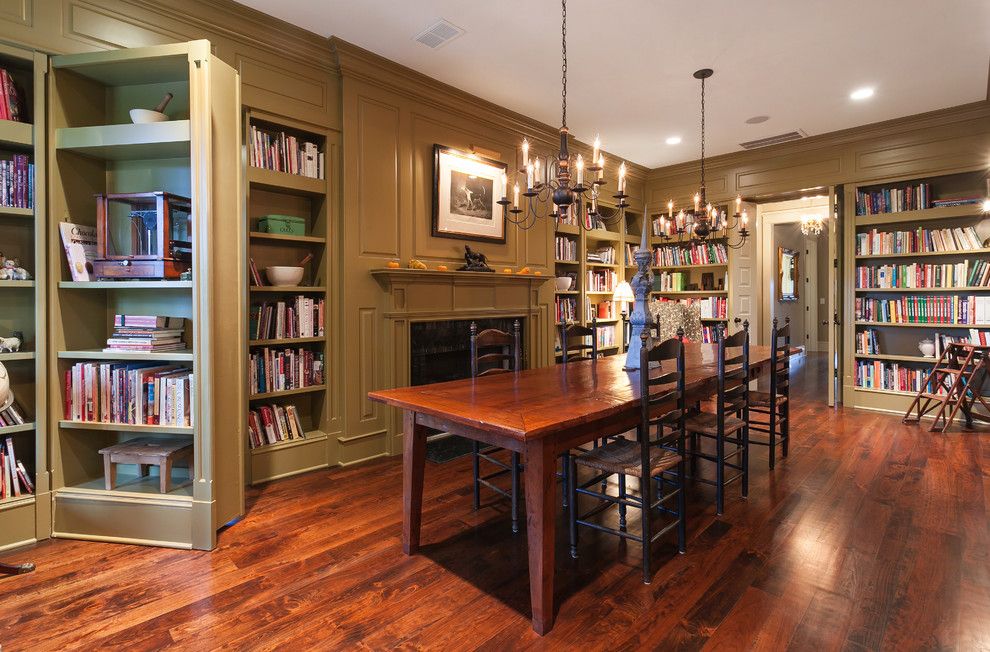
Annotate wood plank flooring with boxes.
[2,354,989,650]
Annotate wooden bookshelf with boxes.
[244,109,332,484]
[844,168,990,412]
[0,44,47,553]
[47,41,244,551]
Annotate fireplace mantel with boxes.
[371,267,549,289]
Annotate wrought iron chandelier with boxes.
[498,0,628,231]
[800,213,826,236]
[655,69,750,249]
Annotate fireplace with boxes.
[410,317,525,386]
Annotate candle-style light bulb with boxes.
[576,154,584,187]
[526,162,534,190]
[668,200,673,218]
[741,209,748,229]
[598,155,605,181]
[592,134,600,165]
[659,215,666,235]
[694,193,700,211]
[522,138,529,167]
[513,183,520,208]
[736,195,742,214]
[618,162,627,194]
[533,158,541,187]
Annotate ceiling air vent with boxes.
[414,19,465,49]
[739,129,807,150]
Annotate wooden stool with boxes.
[98,438,193,493]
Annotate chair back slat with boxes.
[470,320,522,377]
[638,331,686,471]
[768,317,791,407]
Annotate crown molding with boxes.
[330,37,650,179]
[123,0,336,73]
[646,100,990,182]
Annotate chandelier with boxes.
[655,69,750,249]
[800,213,826,236]
[497,0,627,231]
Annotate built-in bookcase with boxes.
[844,168,990,414]
[46,42,244,550]
[0,44,48,552]
[245,110,333,484]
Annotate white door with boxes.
[729,201,759,341]
[827,187,843,406]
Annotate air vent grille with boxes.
[414,19,464,49]
[739,130,807,150]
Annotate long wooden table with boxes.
[368,344,774,635]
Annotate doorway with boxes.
[756,194,836,402]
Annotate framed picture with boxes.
[778,246,799,302]
[432,144,508,243]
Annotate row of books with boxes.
[247,403,307,449]
[700,325,720,344]
[587,246,615,264]
[856,328,990,357]
[855,361,932,394]
[854,295,990,324]
[1,437,33,500]
[624,243,636,266]
[0,69,25,122]
[587,269,616,293]
[249,125,324,179]
[855,183,931,215]
[554,296,577,324]
[0,402,28,428]
[63,363,194,427]
[0,155,33,209]
[554,236,578,262]
[855,226,983,256]
[104,315,186,353]
[652,242,728,267]
[249,347,324,396]
[854,261,990,289]
[655,271,690,292]
[250,297,325,340]
[595,325,616,350]
[588,301,615,321]
[556,206,578,227]
[855,328,881,354]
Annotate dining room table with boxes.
[368,343,777,635]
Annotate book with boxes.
[114,315,185,329]
[59,222,98,282]
[249,258,264,286]
[0,69,24,123]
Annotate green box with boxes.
[258,214,306,236]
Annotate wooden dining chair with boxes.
[748,317,790,469]
[684,321,750,515]
[567,329,688,584]
[469,320,524,533]
[560,317,598,362]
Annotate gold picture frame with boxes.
[778,246,799,302]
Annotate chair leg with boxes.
[768,403,776,470]
[561,453,569,509]
[690,432,699,477]
[741,423,749,499]
[782,401,790,457]
[472,441,481,510]
[716,430,725,516]
[568,457,579,559]
[676,460,686,553]
[510,452,521,534]
[641,470,653,584]
[618,474,627,531]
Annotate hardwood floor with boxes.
[2,353,988,650]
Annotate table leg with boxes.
[524,439,556,635]
[402,410,427,555]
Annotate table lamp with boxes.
[613,281,634,351]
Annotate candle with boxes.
[592,134,600,166]
[659,216,666,235]
[598,155,605,181]
[736,195,742,214]
[533,158,541,187]
[526,162,534,189]
[618,162,626,194]
[522,138,529,167]
[513,183,519,208]
[741,210,748,229]
[576,154,584,186]
[694,193,700,211]
[668,199,673,218]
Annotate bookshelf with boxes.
[843,168,990,413]
[0,44,47,553]
[46,42,244,550]
[244,109,333,484]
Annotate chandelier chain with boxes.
[700,75,706,202]
[560,0,567,129]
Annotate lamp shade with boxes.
[613,280,634,304]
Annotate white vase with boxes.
[918,339,935,357]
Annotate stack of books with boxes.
[0,154,33,210]
[247,404,307,448]
[1,437,34,500]
[104,315,186,353]
[64,362,193,427]
[0,401,27,428]
[587,247,615,264]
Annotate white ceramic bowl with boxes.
[129,109,169,124]
[266,266,304,286]
[555,276,573,292]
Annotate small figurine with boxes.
[459,245,494,272]
[0,258,30,281]
[408,259,428,270]
[0,331,23,353]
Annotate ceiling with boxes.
[235,0,990,169]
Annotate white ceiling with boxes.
[236,0,990,169]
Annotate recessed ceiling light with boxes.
[665,136,682,145]
[850,87,874,101]
[745,115,770,124]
